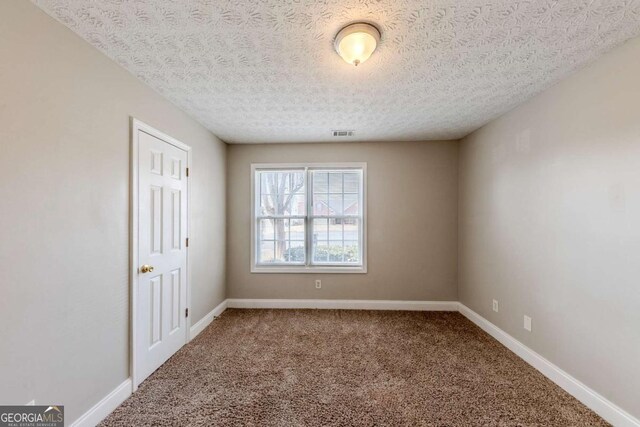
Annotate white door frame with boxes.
[130,118,192,391]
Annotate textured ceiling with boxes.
[34,0,640,143]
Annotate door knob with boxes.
[140,264,154,273]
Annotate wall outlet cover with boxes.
[492,299,499,312]
[524,315,532,332]
[315,280,321,289]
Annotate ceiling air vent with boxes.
[332,130,355,137]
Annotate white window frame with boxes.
[251,162,367,274]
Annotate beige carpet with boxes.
[102,309,607,426]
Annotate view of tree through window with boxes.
[255,166,364,269]
[257,170,306,264]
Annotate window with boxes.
[252,163,366,273]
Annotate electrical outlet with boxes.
[315,280,321,289]
[524,315,532,332]
[492,299,499,312]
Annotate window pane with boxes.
[283,172,304,194]
[313,241,329,263]
[328,194,343,215]
[344,172,360,193]
[285,241,305,263]
[313,218,328,241]
[344,241,360,263]
[329,172,342,193]
[260,194,276,216]
[313,193,328,215]
[313,172,328,193]
[329,218,342,241]
[258,217,306,265]
[311,170,361,217]
[328,242,344,262]
[313,241,349,264]
[259,241,275,263]
[289,218,305,240]
[283,194,305,216]
[260,172,276,194]
[272,219,288,263]
[311,219,361,265]
[343,218,359,240]
[343,193,359,215]
[278,172,291,192]
[258,170,305,216]
[261,193,306,216]
[259,219,275,240]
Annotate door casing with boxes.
[130,118,192,391]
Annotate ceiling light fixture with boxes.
[334,22,381,66]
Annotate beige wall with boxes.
[0,2,226,423]
[227,141,458,301]
[458,37,640,419]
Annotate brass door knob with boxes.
[140,265,154,273]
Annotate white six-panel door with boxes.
[135,126,189,386]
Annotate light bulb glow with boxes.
[334,23,381,66]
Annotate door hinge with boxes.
[186,167,189,177]
[185,308,189,318]
[186,237,189,247]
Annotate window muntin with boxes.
[253,165,365,272]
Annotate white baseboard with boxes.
[458,304,640,427]
[70,378,132,427]
[226,298,459,311]
[189,299,228,340]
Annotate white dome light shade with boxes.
[334,23,381,66]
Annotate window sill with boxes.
[251,265,367,274]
